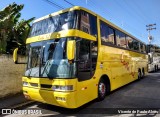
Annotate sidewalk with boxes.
[0,93,29,110]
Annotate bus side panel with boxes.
[100,46,147,91]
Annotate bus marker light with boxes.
[81,87,87,90]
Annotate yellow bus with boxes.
[13,6,148,108]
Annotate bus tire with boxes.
[98,78,107,101]
[138,70,141,80]
[141,68,145,78]
[155,65,157,72]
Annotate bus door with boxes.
[76,39,97,81]
[76,39,98,103]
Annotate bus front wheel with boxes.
[98,79,107,101]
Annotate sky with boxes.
[0,0,160,45]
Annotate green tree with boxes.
[0,2,35,54]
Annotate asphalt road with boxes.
[5,70,160,117]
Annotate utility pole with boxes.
[146,23,156,44]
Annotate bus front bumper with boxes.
[23,87,77,108]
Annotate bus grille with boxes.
[41,84,52,89]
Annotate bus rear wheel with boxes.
[155,65,157,72]
[141,68,145,78]
[98,79,107,101]
[138,70,141,80]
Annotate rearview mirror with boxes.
[67,40,75,61]
[13,48,18,64]
[13,48,27,64]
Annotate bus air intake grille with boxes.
[41,84,52,89]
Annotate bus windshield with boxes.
[25,38,76,78]
[29,10,78,37]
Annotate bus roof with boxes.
[33,6,146,45]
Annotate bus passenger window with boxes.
[100,21,115,45]
[80,10,97,36]
[132,39,140,51]
[140,43,146,53]
[140,43,143,53]
[126,36,134,50]
[80,11,90,34]
[115,30,126,48]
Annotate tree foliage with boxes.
[0,2,35,54]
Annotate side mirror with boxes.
[13,48,18,64]
[67,40,75,61]
[13,48,27,64]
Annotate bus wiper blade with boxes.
[41,60,51,78]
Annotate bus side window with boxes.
[140,43,143,53]
[132,39,140,51]
[80,11,90,34]
[80,10,97,36]
[126,35,134,50]
[115,30,126,48]
[100,21,115,45]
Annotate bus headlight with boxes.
[53,85,73,91]
[23,81,28,86]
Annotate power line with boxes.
[87,0,144,39]
[64,0,74,6]
[42,0,65,9]
[124,0,149,25]
[133,1,160,34]
[42,0,152,41]
[112,0,149,39]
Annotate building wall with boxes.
[0,54,25,98]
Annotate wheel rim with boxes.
[99,83,106,97]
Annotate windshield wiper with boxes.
[41,60,50,77]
